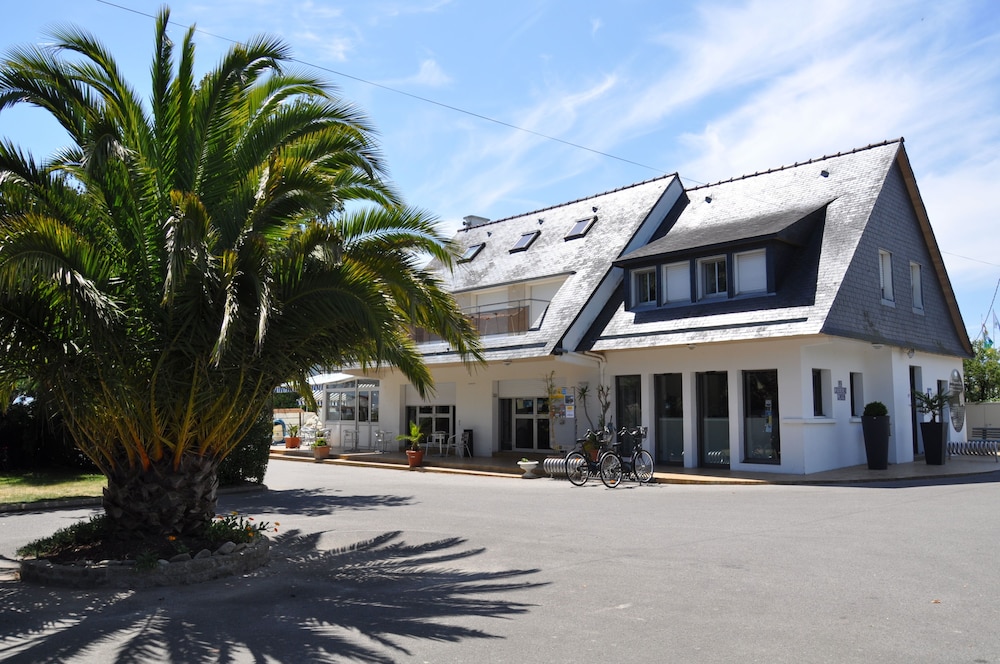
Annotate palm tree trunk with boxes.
[102,454,219,538]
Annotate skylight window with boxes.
[564,216,596,240]
[458,243,485,263]
[510,230,540,253]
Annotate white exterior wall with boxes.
[601,337,965,474]
[373,359,602,457]
[346,338,964,474]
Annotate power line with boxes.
[93,0,670,175]
[941,250,1000,269]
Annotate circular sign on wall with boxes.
[949,369,965,432]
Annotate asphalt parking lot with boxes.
[2,460,1000,663]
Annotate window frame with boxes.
[910,261,924,313]
[734,249,767,296]
[510,230,541,253]
[662,260,691,304]
[632,267,658,307]
[564,216,596,240]
[458,242,485,263]
[698,255,729,300]
[850,372,864,417]
[812,368,831,417]
[879,249,895,304]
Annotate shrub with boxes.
[863,401,889,417]
[216,408,272,486]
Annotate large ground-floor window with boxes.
[404,404,455,447]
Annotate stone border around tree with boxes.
[18,537,270,589]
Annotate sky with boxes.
[1,0,999,341]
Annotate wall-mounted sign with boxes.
[949,369,965,432]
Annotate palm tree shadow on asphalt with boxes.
[0,530,546,663]
[225,486,417,517]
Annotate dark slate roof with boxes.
[420,174,682,363]
[619,201,829,259]
[591,140,906,351]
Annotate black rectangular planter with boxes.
[862,416,890,470]
[921,421,946,465]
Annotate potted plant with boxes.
[397,422,425,469]
[913,388,949,465]
[861,401,889,469]
[517,457,539,479]
[313,432,330,460]
[284,425,301,449]
[582,429,601,462]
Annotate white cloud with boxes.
[375,0,454,20]
[388,59,453,88]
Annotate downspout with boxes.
[580,350,607,387]
[556,350,607,442]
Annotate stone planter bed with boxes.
[19,536,270,589]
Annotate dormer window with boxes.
[633,268,657,307]
[734,250,766,295]
[458,243,485,263]
[698,256,728,299]
[510,231,540,253]
[663,261,691,304]
[565,216,596,240]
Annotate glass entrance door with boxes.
[742,370,779,463]
[654,373,683,465]
[697,372,729,467]
[512,397,550,450]
[357,380,379,449]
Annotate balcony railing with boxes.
[412,298,550,342]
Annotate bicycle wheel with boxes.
[634,449,654,483]
[565,452,590,486]
[600,453,623,488]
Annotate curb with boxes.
[269,452,1000,486]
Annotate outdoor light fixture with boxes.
[907,348,915,358]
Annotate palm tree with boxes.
[0,9,481,538]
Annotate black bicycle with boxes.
[565,426,613,486]
[599,426,654,488]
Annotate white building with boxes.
[316,139,972,474]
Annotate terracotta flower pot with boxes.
[406,448,424,468]
[313,445,330,460]
[284,436,301,449]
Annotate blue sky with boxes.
[2,0,999,341]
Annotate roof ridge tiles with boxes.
[458,171,679,232]
[685,137,903,192]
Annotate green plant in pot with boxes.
[861,401,890,470]
[397,422,425,468]
[313,432,329,460]
[913,388,949,465]
[285,425,301,449]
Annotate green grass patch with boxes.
[0,470,106,505]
